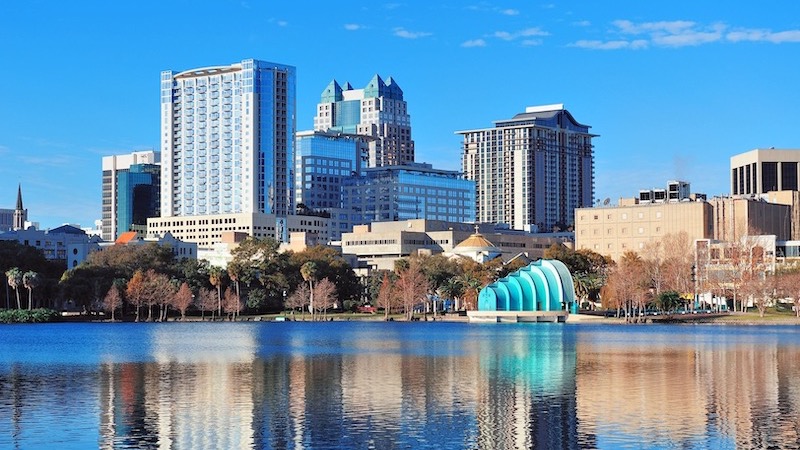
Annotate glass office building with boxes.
[116,163,160,237]
[161,59,296,218]
[341,163,476,229]
[101,150,160,241]
[295,130,367,212]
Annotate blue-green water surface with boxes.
[1,322,799,449]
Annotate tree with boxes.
[313,278,337,320]
[395,260,429,321]
[172,282,193,321]
[604,251,650,321]
[657,291,682,314]
[6,268,23,309]
[376,272,395,320]
[300,261,318,320]
[286,284,309,320]
[196,288,218,321]
[208,266,225,317]
[103,284,123,321]
[126,270,147,322]
[222,287,241,320]
[22,271,40,310]
[439,277,465,312]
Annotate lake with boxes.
[0,321,798,449]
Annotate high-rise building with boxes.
[313,75,413,167]
[340,163,476,231]
[160,59,296,219]
[101,150,160,241]
[116,163,160,237]
[457,104,596,232]
[294,130,368,213]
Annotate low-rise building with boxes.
[0,225,102,269]
[147,212,330,250]
[341,219,572,272]
[575,198,714,261]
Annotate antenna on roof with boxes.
[603,198,610,206]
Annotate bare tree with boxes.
[196,288,218,321]
[313,277,337,320]
[395,260,429,321]
[286,284,309,320]
[222,287,241,321]
[172,282,193,321]
[103,284,123,321]
[376,272,395,320]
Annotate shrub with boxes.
[0,308,60,324]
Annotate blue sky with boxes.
[2,1,800,228]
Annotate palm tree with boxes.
[22,271,40,310]
[5,268,23,309]
[439,278,465,312]
[459,273,483,311]
[208,266,224,318]
[300,261,318,321]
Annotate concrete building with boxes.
[160,59,296,219]
[313,75,413,167]
[708,196,791,242]
[731,148,800,195]
[457,104,596,232]
[0,224,102,268]
[147,212,329,250]
[574,198,714,261]
[340,163,476,236]
[341,219,572,272]
[102,150,160,241]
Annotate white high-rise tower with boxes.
[160,59,296,218]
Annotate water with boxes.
[1,322,799,449]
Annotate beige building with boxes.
[576,195,792,262]
[708,196,791,242]
[341,219,572,271]
[574,199,713,261]
[731,148,800,195]
[147,212,329,250]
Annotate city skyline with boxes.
[2,1,800,228]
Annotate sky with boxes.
[2,0,800,229]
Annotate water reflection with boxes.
[2,323,800,449]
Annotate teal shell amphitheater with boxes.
[468,259,577,323]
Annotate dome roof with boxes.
[455,232,497,250]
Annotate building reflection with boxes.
[82,324,800,449]
[574,330,800,449]
[98,325,258,449]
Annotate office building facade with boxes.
[160,59,296,219]
[116,163,160,237]
[294,130,367,212]
[731,148,800,196]
[340,163,476,233]
[313,75,413,167]
[457,104,596,232]
[101,150,160,241]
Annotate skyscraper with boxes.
[101,150,160,241]
[116,163,160,238]
[313,75,413,167]
[457,104,596,232]
[294,130,367,213]
[160,59,296,218]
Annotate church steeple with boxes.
[13,184,26,231]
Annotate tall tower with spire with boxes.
[13,184,27,230]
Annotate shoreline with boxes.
[47,311,800,326]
